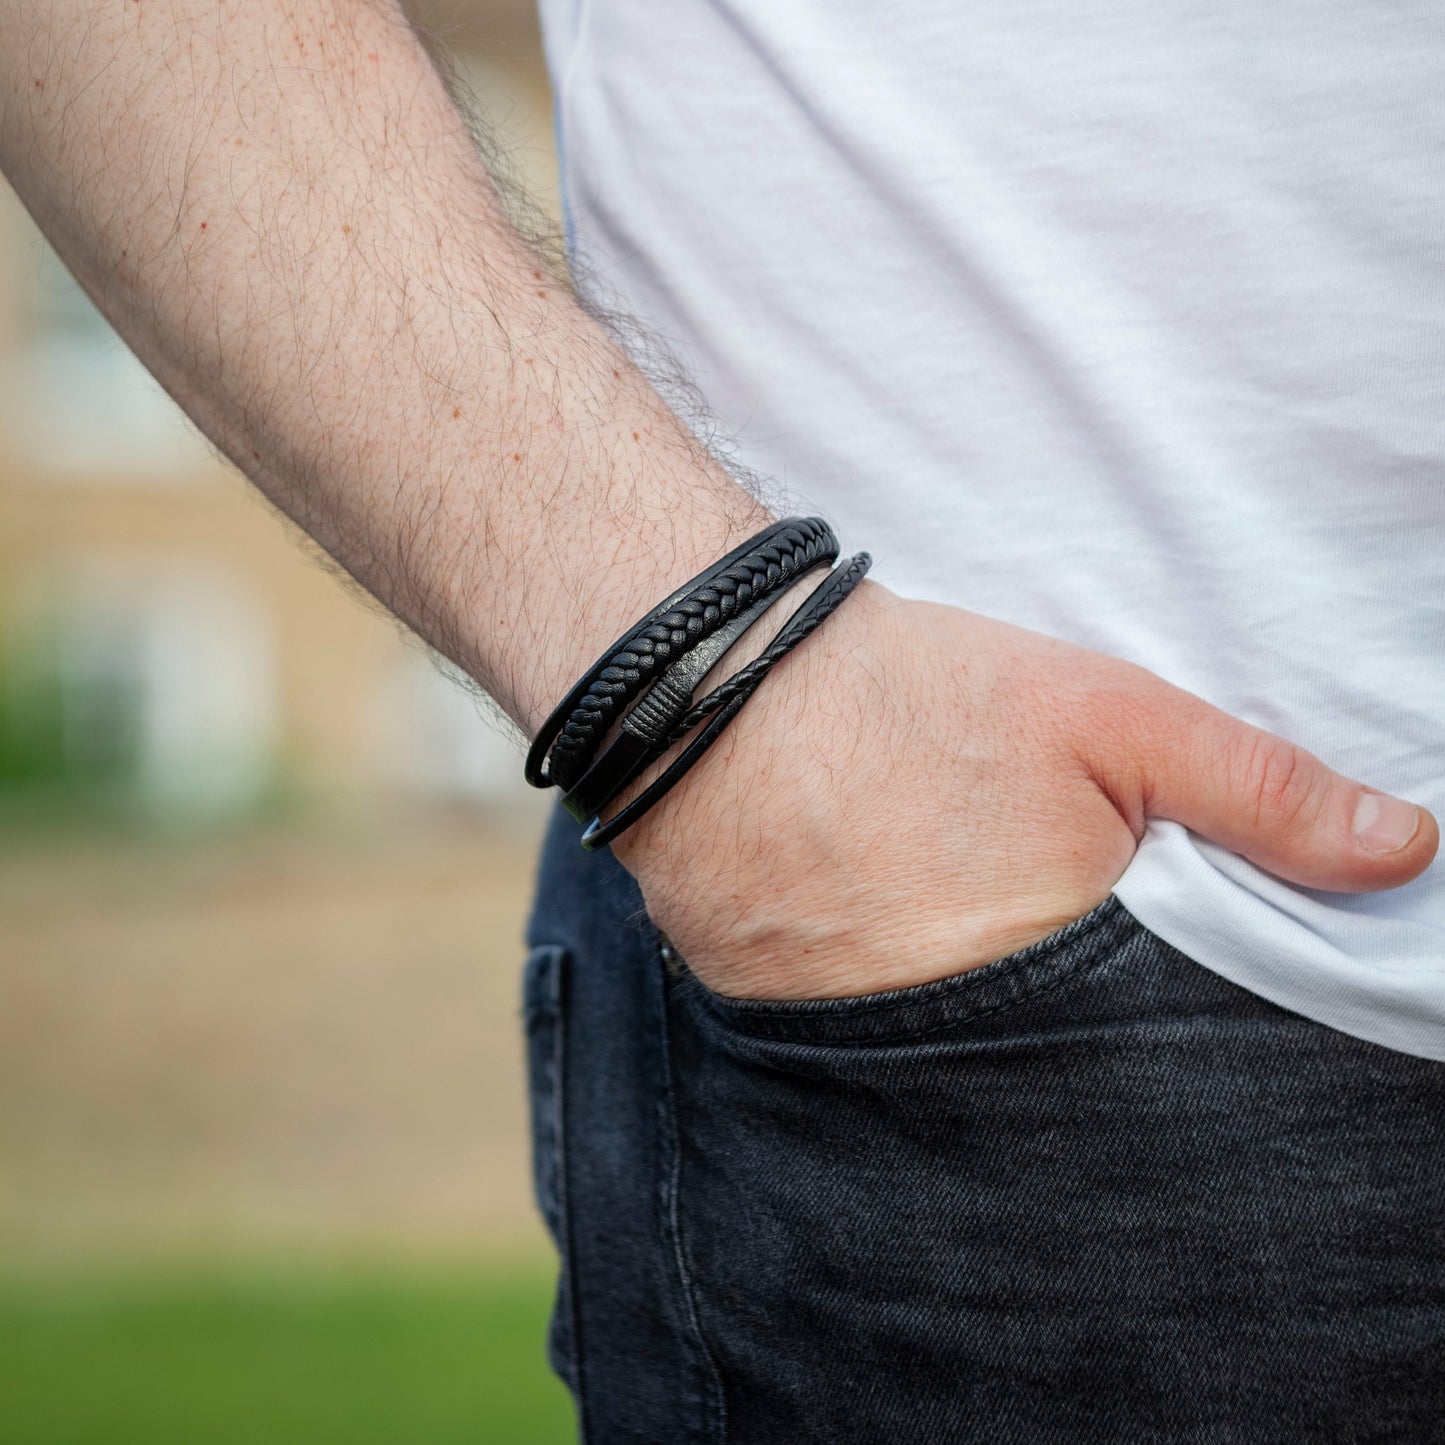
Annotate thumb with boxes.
[1106,683,1439,894]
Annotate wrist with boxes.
[609,576,897,876]
[500,489,777,738]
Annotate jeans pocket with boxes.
[522,942,578,1390]
[688,895,1143,1048]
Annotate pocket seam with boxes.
[695,898,1141,1046]
[708,897,1126,1020]
[522,943,583,1398]
[810,929,1124,1047]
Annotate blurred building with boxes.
[0,2,557,826]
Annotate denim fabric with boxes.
[524,805,1445,1443]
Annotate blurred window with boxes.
[0,560,277,818]
[376,648,537,807]
[4,236,212,479]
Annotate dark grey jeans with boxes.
[524,805,1445,1443]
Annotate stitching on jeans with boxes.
[715,900,1123,1024]
[709,900,1131,1032]
[524,945,590,1429]
[788,927,1140,1048]
[644,918,729,1444]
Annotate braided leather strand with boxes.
[526,516,835,787]
[576,552,872,850]
[554,578,809,824]
[543,517,837,791]
[659,552,874,749]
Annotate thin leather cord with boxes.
[527,517,827,787]
[556,565,828,823]
[661,552,874,748]
[544,519,836,790]
[574,552,872,850]
[527,517,838,792]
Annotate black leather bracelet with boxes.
[525,517,839,791]
[657,550,873,752]
[571,550,872,850]
[555,571,819,823]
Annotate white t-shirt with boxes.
[537,0,1445,1059]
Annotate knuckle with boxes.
[1239,731,1317,830]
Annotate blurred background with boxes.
[0,3,575,1439]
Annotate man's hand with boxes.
[614,582,1439,1000]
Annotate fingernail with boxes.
[1353,793,1421,854]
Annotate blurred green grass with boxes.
[0,1260,575,1445]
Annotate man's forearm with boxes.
[0,0,771,732]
